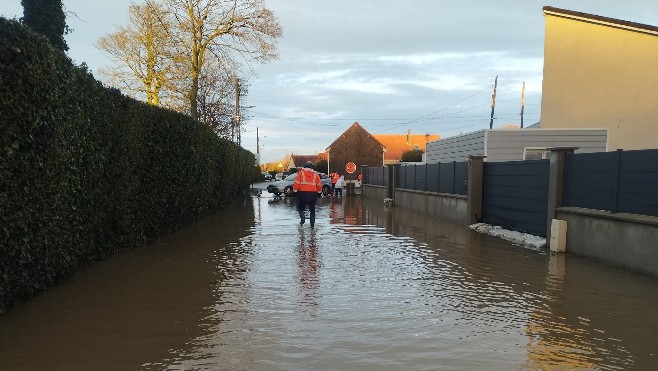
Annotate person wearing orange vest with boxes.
[330,172,340,195]
[293,161,323,227]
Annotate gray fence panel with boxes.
[402,166,416,189]
[565,149,658,217]
[397,166,406,189]
[454,162,468,195]
[394,162,467,195]
[618,150,658,216]
[438,162,455,194]
[563,152,617,211]
[365,166,386,186]
[482,159,550,236]
[415,165,427,191]
[427,164,440,193]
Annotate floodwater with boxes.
[1,192,657,371]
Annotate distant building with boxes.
[541,6,658,151]
[373,130,440,164]
[425,128,607,163]
[291,154,318,168]
[326,122,441,175]
[325,122,385,176]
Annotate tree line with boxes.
[19,0,281,141]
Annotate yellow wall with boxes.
[541,13,658,150]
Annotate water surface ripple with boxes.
[0,195,656,370]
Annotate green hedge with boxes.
[0,18,255,313]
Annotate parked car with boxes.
[274,172,285,181]
[267,172,332,197]
[261,172,273,181]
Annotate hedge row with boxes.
[0,18,254,313]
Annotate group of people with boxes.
[329,171,345,197]
[293,162,351,227]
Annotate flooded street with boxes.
[1,193,657,370]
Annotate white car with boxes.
[266,173,332,197]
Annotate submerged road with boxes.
[0,189,657,370]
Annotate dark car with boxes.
[261,172,273,181]
[267,173,332,197]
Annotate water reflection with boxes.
[359,197,657,370]
[297,228,320,310]
[0,200,256,371]
[0,195,656,370]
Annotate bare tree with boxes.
[96,1,177,106]
[197,59,240,138]
[166,0,281,119]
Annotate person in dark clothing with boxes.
[293,161,323,227]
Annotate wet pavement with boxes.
[0,189,657,370]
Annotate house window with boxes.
[524,147,550,160]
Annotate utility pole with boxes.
[235,77,241,146]
[520,81,525,128]
[255,126,261,166]
[489,75,498,129]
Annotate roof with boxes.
[326,122,385,150]
[372,133,440,163]
[291,154,319,167]
[543,6,658,37]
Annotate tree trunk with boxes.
[190,74,199,120]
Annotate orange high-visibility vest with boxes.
[293,168,322,192]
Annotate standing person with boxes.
[330,171,340,195]
[293,161,323,227]
[334,174,345,197]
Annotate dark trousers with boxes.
[335,187,342,197]
[297,191,317,224]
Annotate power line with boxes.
[374,85,491,134]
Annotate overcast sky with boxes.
[2,1,656,163]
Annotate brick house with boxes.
[325,122,385,177]
[326,122,441,177]
[291,154,318,168]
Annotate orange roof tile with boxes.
[372,133,440,162]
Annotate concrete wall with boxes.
[393,188,468,225]
[362,185,468,225]
[557,207,658,276]
[363,154,658,277]
[362,184,387,201]
[541,9,658,151]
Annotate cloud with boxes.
[2,0,654,163]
